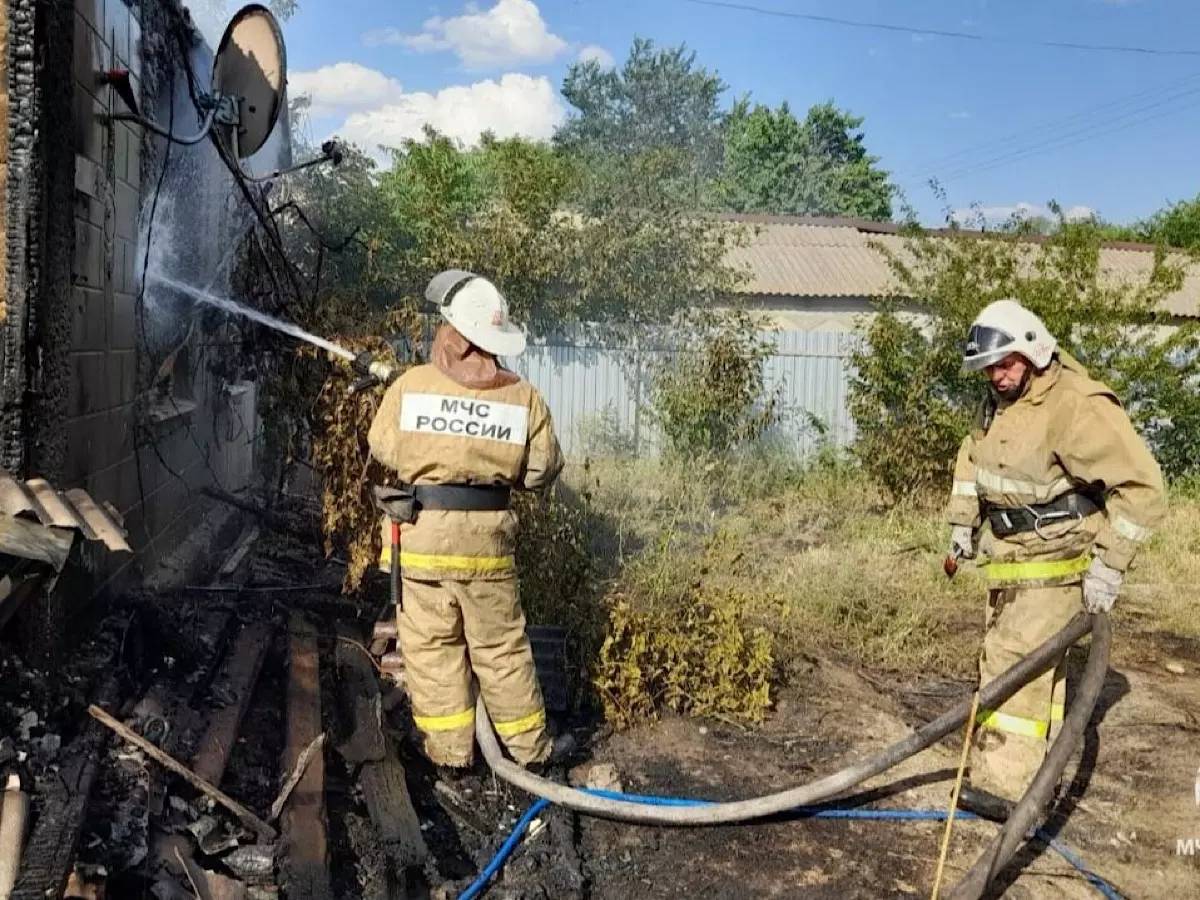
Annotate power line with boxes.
[935,82,1200,182]
[936,94,1200,184]
[679,0,1200,57]
[898,70,1200,178]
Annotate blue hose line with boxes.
[456,797,551,900]
[457,788,1125,900]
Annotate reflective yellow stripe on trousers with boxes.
[399,551,515,573]
[977,700,1065,740]
[413,707,476,732]
[984,555,1090,585]
[493,709,546,737]
[976,708,1049,739]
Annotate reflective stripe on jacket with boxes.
[946,351,1166,576]
[367,363,564,580]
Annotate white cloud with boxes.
[363,0,568,68]
[289,63,406,118]
[951,202,1097,225]
[329,73,566,160]
[949,111,971,120]
[578,45,616,68]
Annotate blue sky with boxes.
[194,0,1200,227]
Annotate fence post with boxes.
[632,333,642,457]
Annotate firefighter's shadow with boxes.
[983,657,1132,900]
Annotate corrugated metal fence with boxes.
[499,329,862,459]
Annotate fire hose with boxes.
[472,612,1115,898]
[344,335,1116,894]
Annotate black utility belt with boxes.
[372,482,511,524]
[985,491,1102,539]
[411,483,511,511]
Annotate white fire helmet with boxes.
[425,269,527,357]
[963,300,1056,372]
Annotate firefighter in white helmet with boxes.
[367,270,572,775]
[945,299,1166,813]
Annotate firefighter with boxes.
[945,299,1166,811]
[366,270,570,774]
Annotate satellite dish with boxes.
[212,4,286,159]
[103,3,339,182]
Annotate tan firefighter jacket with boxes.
[367,362,564,582]
[946,351,1166,585]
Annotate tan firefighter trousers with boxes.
[397,575,551,768]
[970,583,1079,801]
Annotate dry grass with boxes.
[567,455,1200,684]
[1116,491,1200,639]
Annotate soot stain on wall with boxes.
[27,0,75,483]
[2,0,38,475]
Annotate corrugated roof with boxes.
[0,470,132,555]
[724,218,1200,318]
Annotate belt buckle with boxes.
[1024,504,1082,541]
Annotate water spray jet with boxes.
[144,272,356,362]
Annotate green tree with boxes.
[275,126,747,341]
[556,38,728,203]
[1123,195,1200,249]
[720,100,895,220]
[266,124,750,586]
[849,205,1200,499]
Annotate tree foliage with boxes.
[267,116,749,589]
[1100,194,1200,250]
[721,100,894,220]
[557,37,895,220]
[556,38,728,190]
[849,205,1200,501]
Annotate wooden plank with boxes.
[11,677,120,900]
[217,526,260,583]
[335,626,428,879]
[191,621,273,786]
[360,755,429,875]
[279,614,332,900]
[334,633,385,765]
[0,517,74,569]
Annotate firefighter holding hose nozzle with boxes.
[945,299,1166,816]
[364,270,574,778]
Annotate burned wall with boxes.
[1,0,261,593]
[2,0,39,474]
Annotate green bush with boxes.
[593,532,776,729]
[849,206,1200,501]
[646,307,782,460]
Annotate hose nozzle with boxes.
[348,351,397,394]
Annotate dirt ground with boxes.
[6,518,1200,900]
[559,628,1200,900]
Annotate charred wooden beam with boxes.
[279,614,332,900]
[190,622,274,786]
[335,625,428,884]
[334,632,385,766]
[11,677,120,900]
[359,756,428,879]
